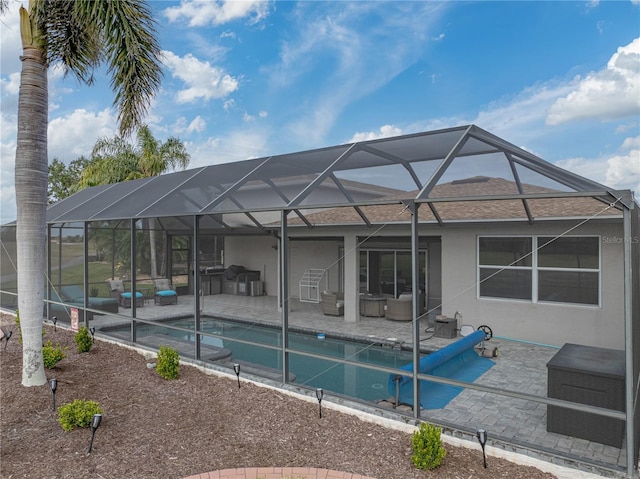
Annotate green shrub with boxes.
[58,399,103,431]
[42,340,66,369]
[411,422,447,470]
[75,326,93,353]
[156,345,179,380]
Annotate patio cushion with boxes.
[121,292,144,299]
[108,280,126,293]
[154,279,172,291]
[156,290,177,297]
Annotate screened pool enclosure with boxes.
[1,125,639,476]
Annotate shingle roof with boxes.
[286,177,620,226]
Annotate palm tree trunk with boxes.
[15,43,48,387]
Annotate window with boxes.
[537,237,599,305]
[478,236,600,306]
[478,237,532,300]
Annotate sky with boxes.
[1,0,639,224]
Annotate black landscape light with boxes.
[316,388,324,418]
[233,363,241,389]
[89,327,96,343]
[49,378,58,411]
[52,316,57,332]
[87,413,102,453]
[476,428,488,468]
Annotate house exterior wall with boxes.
[223,235,278,296]
[222,218,625,349]
[288,239,343,299]
[223,235,343,300]
[439,220,625,349]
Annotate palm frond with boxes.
[34,0,162,136]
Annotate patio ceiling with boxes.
[46,124,631,232]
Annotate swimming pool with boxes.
[110,316,414,403]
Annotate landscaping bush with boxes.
[42,340,66,369]
[411,422,447,470]
[74,326,93,353]
[156,345,179,380]
[58,399,103,431]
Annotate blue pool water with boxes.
[132,316,414,402]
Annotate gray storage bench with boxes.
[546,343,625,447]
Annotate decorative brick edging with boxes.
[183,467,377,479]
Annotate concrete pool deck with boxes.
[81,293,630,477]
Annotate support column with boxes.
[46,224,52,321]
[343,232,358,323]
[194,215,201,361]
[623,206,635,477]
[280,210,290,383]
[130,219,137,342]
[83,222,89,328]
[408,200,422,418]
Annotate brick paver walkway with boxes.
[182,467,376,479]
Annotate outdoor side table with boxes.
[359,295,387,317]
[546,343,625,447]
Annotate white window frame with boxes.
[477,235,601,307]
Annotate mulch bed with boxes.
[0,313,556,479]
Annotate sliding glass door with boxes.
[359,249,426,298]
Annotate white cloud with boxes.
[188,116,206,134]
[241,110,267,122]
[0,132,17,224]
[1,73,20,95]
[349,125,403,143]
[621,136,640,150]
[163,0,273,27]
[48,108,117,160]
[271,2,448,144]
[172,116,206,135]
[186,129,269,168]
[605,151,640,192]
[555,135,640,192]
[0,2,26,77]
[223,99,235,112]
[162,51,239,104]
[547,37,640,125]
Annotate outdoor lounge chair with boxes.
[108,280,144,308]
[153,279,178,306]
[384,296,413,321]
[320,291,344,316]
[45,289,94,322]
[384,291,427,321]
[60,285,119,314]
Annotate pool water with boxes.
[133,316,414,402]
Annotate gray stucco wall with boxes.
[222,219,626,349]
[439,221,625,349]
